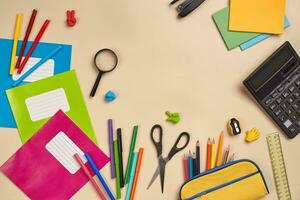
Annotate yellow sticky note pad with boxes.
[229,0,286,34]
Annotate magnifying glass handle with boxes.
[90,72,103,97]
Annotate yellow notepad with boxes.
[229,0,286,34]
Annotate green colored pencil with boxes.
[124,125,138,184]
[114,140,121,199]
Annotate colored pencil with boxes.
[125,125,138,184]
[228,153,235,162]
[114,140,121,199]
[211,138,216,168]
[117,128,124,188]
[74,154,106,200]
[188,151,193,179]
[183,154,189,181]
[130,148,144,200]
[18,19,50,74]
[196,141,200,174]
[192,153,197,176]
[222,145,230,164]
[206,138,211,170]
[125,152,138,200]
[108,119,116,178]
[12,46,62,86]
[9,13,23,75]
[15,9,37,69]
[84,153,115,200]
[216,131,224,167]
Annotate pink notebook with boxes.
[0,110,109,200]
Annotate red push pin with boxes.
[66,10,77,27]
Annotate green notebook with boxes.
[212,6,259,50]
[6,70,97,144]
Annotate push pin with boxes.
[66,10,77,27]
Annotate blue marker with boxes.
[125,152,138,200]
[12,46,62,87]
[84,153,115,200]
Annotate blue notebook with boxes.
[240,17,290,51]
[0,38,72,128]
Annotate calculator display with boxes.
[249,48,291,90]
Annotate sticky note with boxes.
[25,88,70,122]
[46,131,86,174]
[212,7,259,50]
[229,0,286,34]
[240,16,290,51]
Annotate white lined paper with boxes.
[12,57,55,82]
[25,88,70,122]
[46,131,86,174]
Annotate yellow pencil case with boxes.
[179,159,269,200]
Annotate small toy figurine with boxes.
[165,111,180,124]
[66,10,77,27]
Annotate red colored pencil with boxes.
[15,9,37,69]
[17,19,50,74]
[130,148,144,200]
[206,138,211,170]
[183,153,189,181]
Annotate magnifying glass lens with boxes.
[95,51,117,71]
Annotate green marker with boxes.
[124,125,138,184]
[114,140,121,199]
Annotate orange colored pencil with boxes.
[130,148,144,200]
[216,131,224,167]
[206,138,211,170]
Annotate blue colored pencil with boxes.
[85,153,116,200]
[125,152,138,200]
[188,151,193,179]
[12,46,62,87]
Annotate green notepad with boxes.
[212,6,259,50]
[6,70,97,144]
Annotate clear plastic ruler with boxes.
[266,133,292,200]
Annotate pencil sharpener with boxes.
[227,118,241,136]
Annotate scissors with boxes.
[90,48,118,97]
[147,124,190,193]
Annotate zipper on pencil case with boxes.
[185,171,259,200]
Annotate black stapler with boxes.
[170,0,206,17]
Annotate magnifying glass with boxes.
[90,49,118,97]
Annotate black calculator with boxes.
[244,41,300,138]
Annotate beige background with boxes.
[0,0,300,199]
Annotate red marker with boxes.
[18,19,50,74]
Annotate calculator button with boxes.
[295,78,300,86]
[278,86,285,92]
[286,108,293,115]
[282,91,290,98]
[294,90,300,98]
[276,97,283,104]
[272,92,279,98]
[274,108,282,116]
[291,112,299,121]
[280,102,288,110]
[278,114,287,122]
[292,103,299,110]
[283,119,292,128]
[295,120,300,127]
[287,96,295,104]
[288,125,296,133]
[269,102,277,110]
[265,98,272,105]
[289,85,296,92]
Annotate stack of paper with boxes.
[213,0,288,51]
